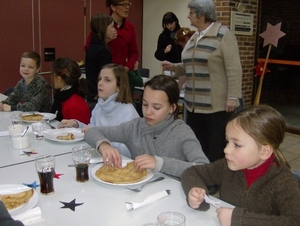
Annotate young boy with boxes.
[0,51,51,112]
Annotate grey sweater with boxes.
[84,116,209,178]
[2,75,51,112]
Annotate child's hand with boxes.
[99,142,122,168]
[216,207,233,226]
[1,104,11,112]
[81,126,91,133]
[134,154,156,171]
[0,103,3,111]
[164,44,172,54]
[188,187,206,209]
[58,119,78,128]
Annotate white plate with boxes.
[21,112,56,122]
[44,128,84,143]
[0,184,38,217]
[91,159,154,186]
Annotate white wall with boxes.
[142,0,193,77]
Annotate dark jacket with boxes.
[154,29,182,63]
[85,36,112,102]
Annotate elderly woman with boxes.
[162,0,242,163]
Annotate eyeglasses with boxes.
[115,2,132,7]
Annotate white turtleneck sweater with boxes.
[78,92,139,158]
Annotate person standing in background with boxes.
[84,0,138,72]
[155,12,182,64]
[162,0,242,163]
[85,14,116,110]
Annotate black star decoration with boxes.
[60,199,83,211]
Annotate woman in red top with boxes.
[50,58,90,124]
[84,0,138,71]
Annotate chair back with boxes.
[138,68,150,78]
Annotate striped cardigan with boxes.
[181,22,242,114]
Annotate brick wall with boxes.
[215,0,259,106]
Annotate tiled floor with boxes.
[281,132,300,172]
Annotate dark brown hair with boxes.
[51,58,87,97]
[162,12,180,31]
[90,14,114,45]
[105,0,122,7]
[145,75,179,120]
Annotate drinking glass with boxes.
[157,211,186,226]
[35,155,55,195]
[72,146,91,182]
[10,111,21,125]
[32,121,47,140]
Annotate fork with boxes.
[45,119,56,129]
[125,177,165,192]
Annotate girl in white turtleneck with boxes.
[58,63,139,158]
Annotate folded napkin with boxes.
[125,190,171,210]
[12,207,44,225]
[203,194,221,208]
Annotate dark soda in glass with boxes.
[76,163,89,182]
[38,167,55,194]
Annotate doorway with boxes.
[256,0,300,133]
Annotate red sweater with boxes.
[61,94,90,124]
[84,19,138,71]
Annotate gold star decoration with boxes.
[259,22,286,47]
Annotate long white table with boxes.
[0,112,86,168]
[0,109,230,226]
[0,153,228,226]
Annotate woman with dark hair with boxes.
[84,0,138,71]
[84,74,209,179]
[85,13,117,110]
[154,12,182,63]
[50,58,90,124]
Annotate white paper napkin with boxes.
[125,190,171,210]
[203,194,221,208]
[12,207,44,225]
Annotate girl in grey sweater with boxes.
[84,75,209,178]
